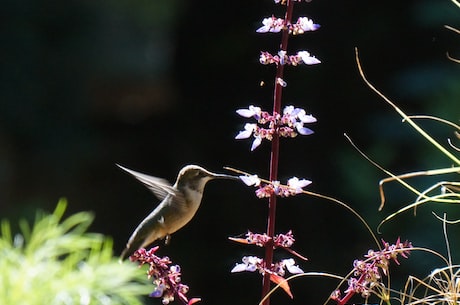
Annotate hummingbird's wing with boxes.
[116,164,178,201]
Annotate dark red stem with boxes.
[261,1,295,305]
[336,277,361,305]
[337,264,373,305]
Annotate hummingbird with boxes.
[118,164,237,260]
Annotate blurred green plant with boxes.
[0,198,151,305]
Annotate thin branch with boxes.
[354,48,460,166]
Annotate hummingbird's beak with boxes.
[209,172,239,181]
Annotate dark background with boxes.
[1,0,460,304]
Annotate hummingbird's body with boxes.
[118,164,235,260]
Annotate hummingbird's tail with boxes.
[119,222,166,261]
[120,232,146,261]
[119,237,146,261]
[119,246,133,262]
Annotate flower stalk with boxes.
[264,1,296,304]
[232,0,320,304]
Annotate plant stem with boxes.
[261,1,294,304]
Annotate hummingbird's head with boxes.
[176,165,237,192]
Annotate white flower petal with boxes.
[235,129,253,139]
[298,113,317,123]
[256,26,271,33]
[282,258,304,274]
[231,263,248,273]
[286,264,304,274]
[235,123,257,139]
[237,105,262,118]
[302,56,321,65]
[297,51,310,58]
[283,105,295,115]
[236,109,255,117]
[297,17,320,32]
[297,179,312,188]
[239,175,261,186]
[287,177,299,186]
[288,177,312,193]
[250,136,262,151]
[295,123,314,135]
[276,77,287,87]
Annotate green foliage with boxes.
[0,198,151,305]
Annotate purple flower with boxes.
[130,248,199,305]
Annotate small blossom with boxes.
[251,136,263,151]
[246,231,272,247]
[297,51,321,65]
[330,289,341,300]
[278,50,287,65]
[293,17,320,34]
[295,122,314,135]
[259,51,274,65]
[150,284,165,298]
[282,258,304,274]
[277,77,287,87]
[287,177,312,194]
[239,175,261,186]
[256,183,275,198]
[235,123,257,140]
[231,262,250,273]
[257,17,285,33]
[274,230,295,248]
[236,105,262,119]
[297,110,317,123]
[231,256,263,273]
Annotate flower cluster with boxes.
[240,174,311,198]
[235,105,317,151]
[260,50,321,66]
[330,238,412,304]
[256,16,320,34]
[230,255,303,298]
[130,247,200,305]
[230,230,296,249]
[274,0,313,4]
[231,256,303,276]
